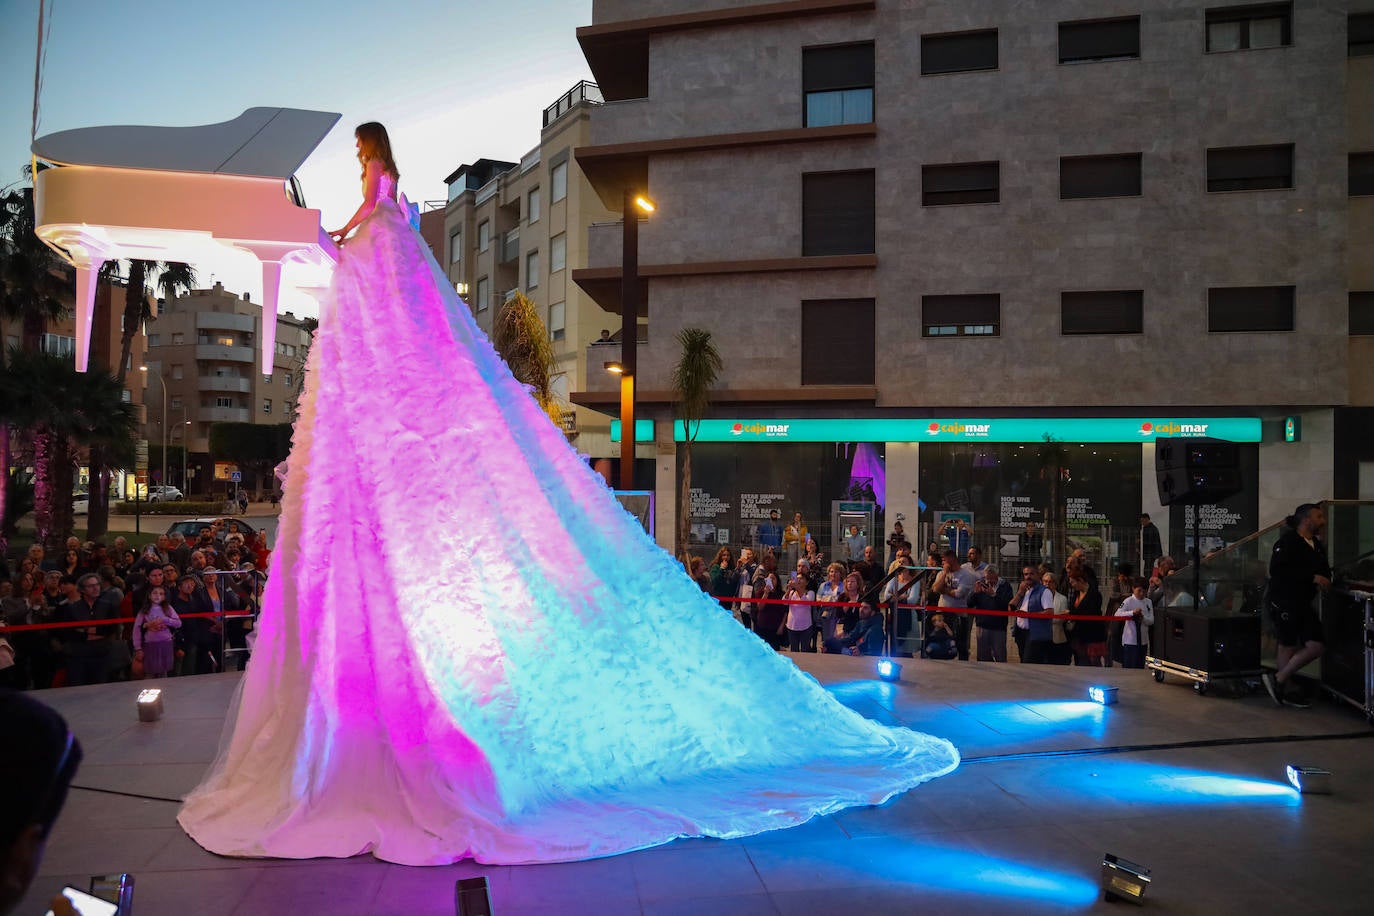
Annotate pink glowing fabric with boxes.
[177,179,958,866]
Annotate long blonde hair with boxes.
[355,122,399,183]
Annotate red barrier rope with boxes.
[0,611,254,634]
[727,595,1121,622]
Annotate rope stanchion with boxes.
[726,595,1113,622]
[0,611,254,634]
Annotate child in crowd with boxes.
[133,585,181,678]
[923,613,958,659]
[783,575,816,653]
[1115,577,1155,669]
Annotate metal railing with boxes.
[543,80,603,127]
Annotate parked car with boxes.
[165,517,259,542]
[72,492,89,515]
[148,485,184,503]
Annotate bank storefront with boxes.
[616,416,1263,568]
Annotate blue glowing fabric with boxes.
[178,190,959,865]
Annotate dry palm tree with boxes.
[491,291,562,428]
[671,328,722,564]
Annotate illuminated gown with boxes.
[176,172,959,866]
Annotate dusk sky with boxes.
[1,0,594,312]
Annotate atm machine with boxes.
[831,501,876,564]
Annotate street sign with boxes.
[230,471,242,482]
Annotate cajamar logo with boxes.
[927,421,991,437]
[1142,421,1209,436]
[731,422,791,438]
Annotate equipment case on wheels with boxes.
[1319,591,1374,725]
[1145,606,1263,695]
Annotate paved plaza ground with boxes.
[17,654,1372,915]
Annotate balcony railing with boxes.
[196,311,256,333]
[475,176,500,205]
[195,344,254,363]
[198,376,252,394]
[543,80,603,128]
[198,407,251,423]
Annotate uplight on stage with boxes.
[876,659,901,682]
[1286,765,1332,795]
[1088,685,1119,706]
[1101,852,1151,904]
[137,688,164,722]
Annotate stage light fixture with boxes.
[876,659,901,682]
[455,876,493,916]
[1088,685,1119,706]
[136,688,164,722]
[1286,765,1332,795]
[1101,853,1151,904]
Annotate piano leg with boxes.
[73,261,104,373]
[259,261,281,378]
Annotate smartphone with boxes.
[44,887,117,916]
[89,874,134,915]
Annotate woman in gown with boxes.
[177,122,959,866]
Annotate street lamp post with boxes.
[618,189,655,492]
[139,365,167,498]
[182,408,190,492]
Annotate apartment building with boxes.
[442,82,620,458]
[571,0,1374,555]
[142,282,311,491]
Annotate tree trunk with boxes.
[32,429,54,551]
[85,445,110,540]
[0,427,8,559]
[49,436,76,549]
[117,261,146,388]
[677,438,692,566]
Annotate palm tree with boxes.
[85,259,196,538]
[1036,434,1069,567]
[1,172,71,557]
[671,328,722,564]
[0,347,138,551]
[491,291,562,428]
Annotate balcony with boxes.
[198,376,252,394]
[196,343,254,363]
[198,407,251,423]
[196,311,255,333]
[500,229,520,264]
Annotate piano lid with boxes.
[31,107,341,179]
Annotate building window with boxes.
[148,333,161,347]
[1061,290,1144,334]
[526,251,539,290]
[1206,4,1291,52]
[802,170,876,256]
[215,335,234,347]
[1060,153,1143,199]
[1351,152,1374,197]
[1353,13,1374,56]
[549,301,566,343]
[1207,144,1293,192]
[4,335,17,351]
[551,161,568,202]
[215,396,234,408]
[476,277,489,313]
[801,299,875,385]
[478,220,490,252]
[1350,292,1374,335]
[170,397,182,409]
[448,229,461,265]
[40,334,75,357]
[121,389,132,403]
[263,398,272,414]
[1208,285,1294,332]
[284,372,293,389]
[922,162,999,206]
[802,42,874,127]
[171,332,185,345]
[528,188,540,223]
[921,29,998,75]
[171,365,183,380]
[922,294,1000,337]
[550,233,567,273]
[1059,16,1141,63]
[263,373,273,384]
[550,373,568,402]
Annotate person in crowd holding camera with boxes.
[751,555,785,650]
[971,565,1014,662]
[733,547,759,630]
[783,574,816,653]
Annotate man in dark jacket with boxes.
[53,574,119,686]
[970,566,1014,662]
[824,603,885,656]
[1261,504,1331,707]
[1139,513,1163,573]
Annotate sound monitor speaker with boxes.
[1155,437,1242,506]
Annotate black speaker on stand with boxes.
[1155,436,1243,623]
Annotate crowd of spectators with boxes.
[691,520,1182,668]
[0,519,268,690]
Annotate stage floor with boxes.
[18,655,1373,915]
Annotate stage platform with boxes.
[17,655,1373,915]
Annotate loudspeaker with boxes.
[1155,437,1242,506]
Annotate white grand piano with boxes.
[31,107,342,375]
